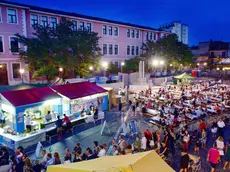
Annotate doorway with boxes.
[0,64,8,85]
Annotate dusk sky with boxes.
[13,0,230,45]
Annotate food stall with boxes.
[51,82,108,124]
[0,87,62,149]
[0,82,108,150]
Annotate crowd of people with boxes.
[0,82,230,172]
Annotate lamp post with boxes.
[102,61,108,77]
[19,68,25,84]
[59,67,63,80]
[89,66,94,76]
[121,62,125,73]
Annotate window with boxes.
[131,30,135,38]
[136,46,139,55]
[7,9,17,24]
[12,63,21,79]
[102,25,107,35]
[150,32,153,40]
[50,17,57,29]
[136,30,139,38]
[127,29,130,37]
[146,32,149,40]
[153,33,156,40]
[114,61,119,66]
[114,45,118,55]
[72,20,77,31]
[79,22,84,31]
[41,16,48,27]
[0,7,2,22]
[108,26,112,35]
[10,37,19,53]
[131,46,135,55]
[109,44,113,55]
[114,27,118,36]
[30,14,38,26]
[103,44,107,55]
[86,23,91,32]
[127,45,130,55]
[0,36,3,52]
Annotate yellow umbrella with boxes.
[47,151,174,172]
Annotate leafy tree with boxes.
[141,34,193,67]
[16,18,101,81]
[123,57,141,73]
[108,62,120,74]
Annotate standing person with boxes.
[216,136,225,163]
[133,136,141,153]
[86,147,98,160]
[199,119,207,132]
[183,130,190,150]
[217,118,225,137]
[141,133,147,152]
[63,114,72,133]
[180,149,189,172]
[23,157,34,172]
[207,143,220,172]
[118,135,126,152]
[132,102,136,116]
[98,145,106,157]
[167,128,176,156]
[223,138,230,170]
[55,116,63,140]
[32,160,42,172]
[64,148,72,162]
[211,118,218,138]
[73,143,82,155]
[25,115,32,132]
[200,128,207,149]
[112,145,119,156]
[144,129,152,150]
[93,141,100,156]
[53,152,61,165]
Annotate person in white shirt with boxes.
[217,118,225,137]
[112,145,119,156]
[25,115,31,131]
[98,145,106,157]
[141,133,147,151]
[216,136,225,163]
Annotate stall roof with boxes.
[51,82,107,100]
[1,87,61,107]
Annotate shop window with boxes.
[31,14,38,26]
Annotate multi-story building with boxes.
[0,1,169,85]
[190,41,230,63]
[160,21,188,45]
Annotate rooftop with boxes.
[0,0,168,32]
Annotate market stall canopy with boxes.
[51,82,107,100]
[1,87,61,107]
[174,72,194,79]
[47,151,174,172]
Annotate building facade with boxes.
[160,21,188,45]
[190,41,230,64]
[0,1,169,85]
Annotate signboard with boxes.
[35,142,43,158]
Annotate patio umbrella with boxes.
[174,72,194,79]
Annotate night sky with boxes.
[12,0,230,45]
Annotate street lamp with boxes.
[121,62,125,73]
[89,66,93,71]
[204,62,207,66]
[169,64,173,67]
[160,60,164,65]
[19,68,25,84]
[59,67,63,72]
[101,61,108,76]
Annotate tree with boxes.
[123,57,141,73]
[16,18,101,81]
[141,34,193,67]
